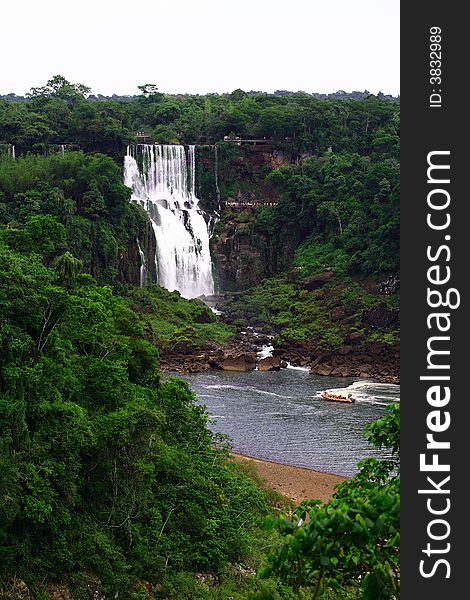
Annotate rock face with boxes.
[206,144,295,289]
[118,219,157,286]
[305,343,400,383]
[159,329,273,374]
[221,353,257,372]
[258,356,281,371]
[213,215,268,288]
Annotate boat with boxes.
[321,391,355,403]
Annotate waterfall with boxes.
[9,145,15,159]
[124,144,215,299]
[60,144,65,157]
[136,238,147,288]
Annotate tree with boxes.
[28,75,91,103]
[53,251,83,288]
[261,404,400,599]
[137,83,161,98]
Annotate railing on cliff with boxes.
[225,200,278,209]
[221,136,293,146]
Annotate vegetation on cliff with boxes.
[258,149,399,277]
[126,284,234,351]
[0,151,148,285]
[224,276,399,350]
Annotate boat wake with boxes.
[322,380,400,405]
[205,383,294,399]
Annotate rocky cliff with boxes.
[118,219,158,287]
[196,142,295,289]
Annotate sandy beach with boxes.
[231,452,347,504]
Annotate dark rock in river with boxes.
[221,353,257,372]
[258,356,282,371]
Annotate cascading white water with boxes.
[124,144,215,299]
[136,238,147,288]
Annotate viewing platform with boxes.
[135,131,152,143]
[225,200,278,208]
[222,136,293,146]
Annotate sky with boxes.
[2,0,400,97]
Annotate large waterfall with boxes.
[124,144,215,299]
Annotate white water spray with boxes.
[124,144,215,298]
[136,238,147,288]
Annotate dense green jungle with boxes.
[0,77,400,599]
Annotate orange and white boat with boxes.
[321,391,355,403]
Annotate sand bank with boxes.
[231,452,347,504]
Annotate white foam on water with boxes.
[257,344,274,360]
[324,379,400,404]
[286,363,310,372]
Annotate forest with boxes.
[1,77,399,599]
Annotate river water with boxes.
[180,368,400,477]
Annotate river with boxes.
[181,368,400,477]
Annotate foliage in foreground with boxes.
[0,240,267,597]
[259,404,400,599]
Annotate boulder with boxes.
[338,345,352,355]
[347,331,364,343]
[280,360,288,369]
[171,341,194,355]
[302,271,335,291]
[369,343,384,356]
[362,303,398,328]
[221,353,257,372]
[331,307,346,321]
[311,363,333,376]
[258,356,282,371]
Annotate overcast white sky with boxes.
[2,0,399,97]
